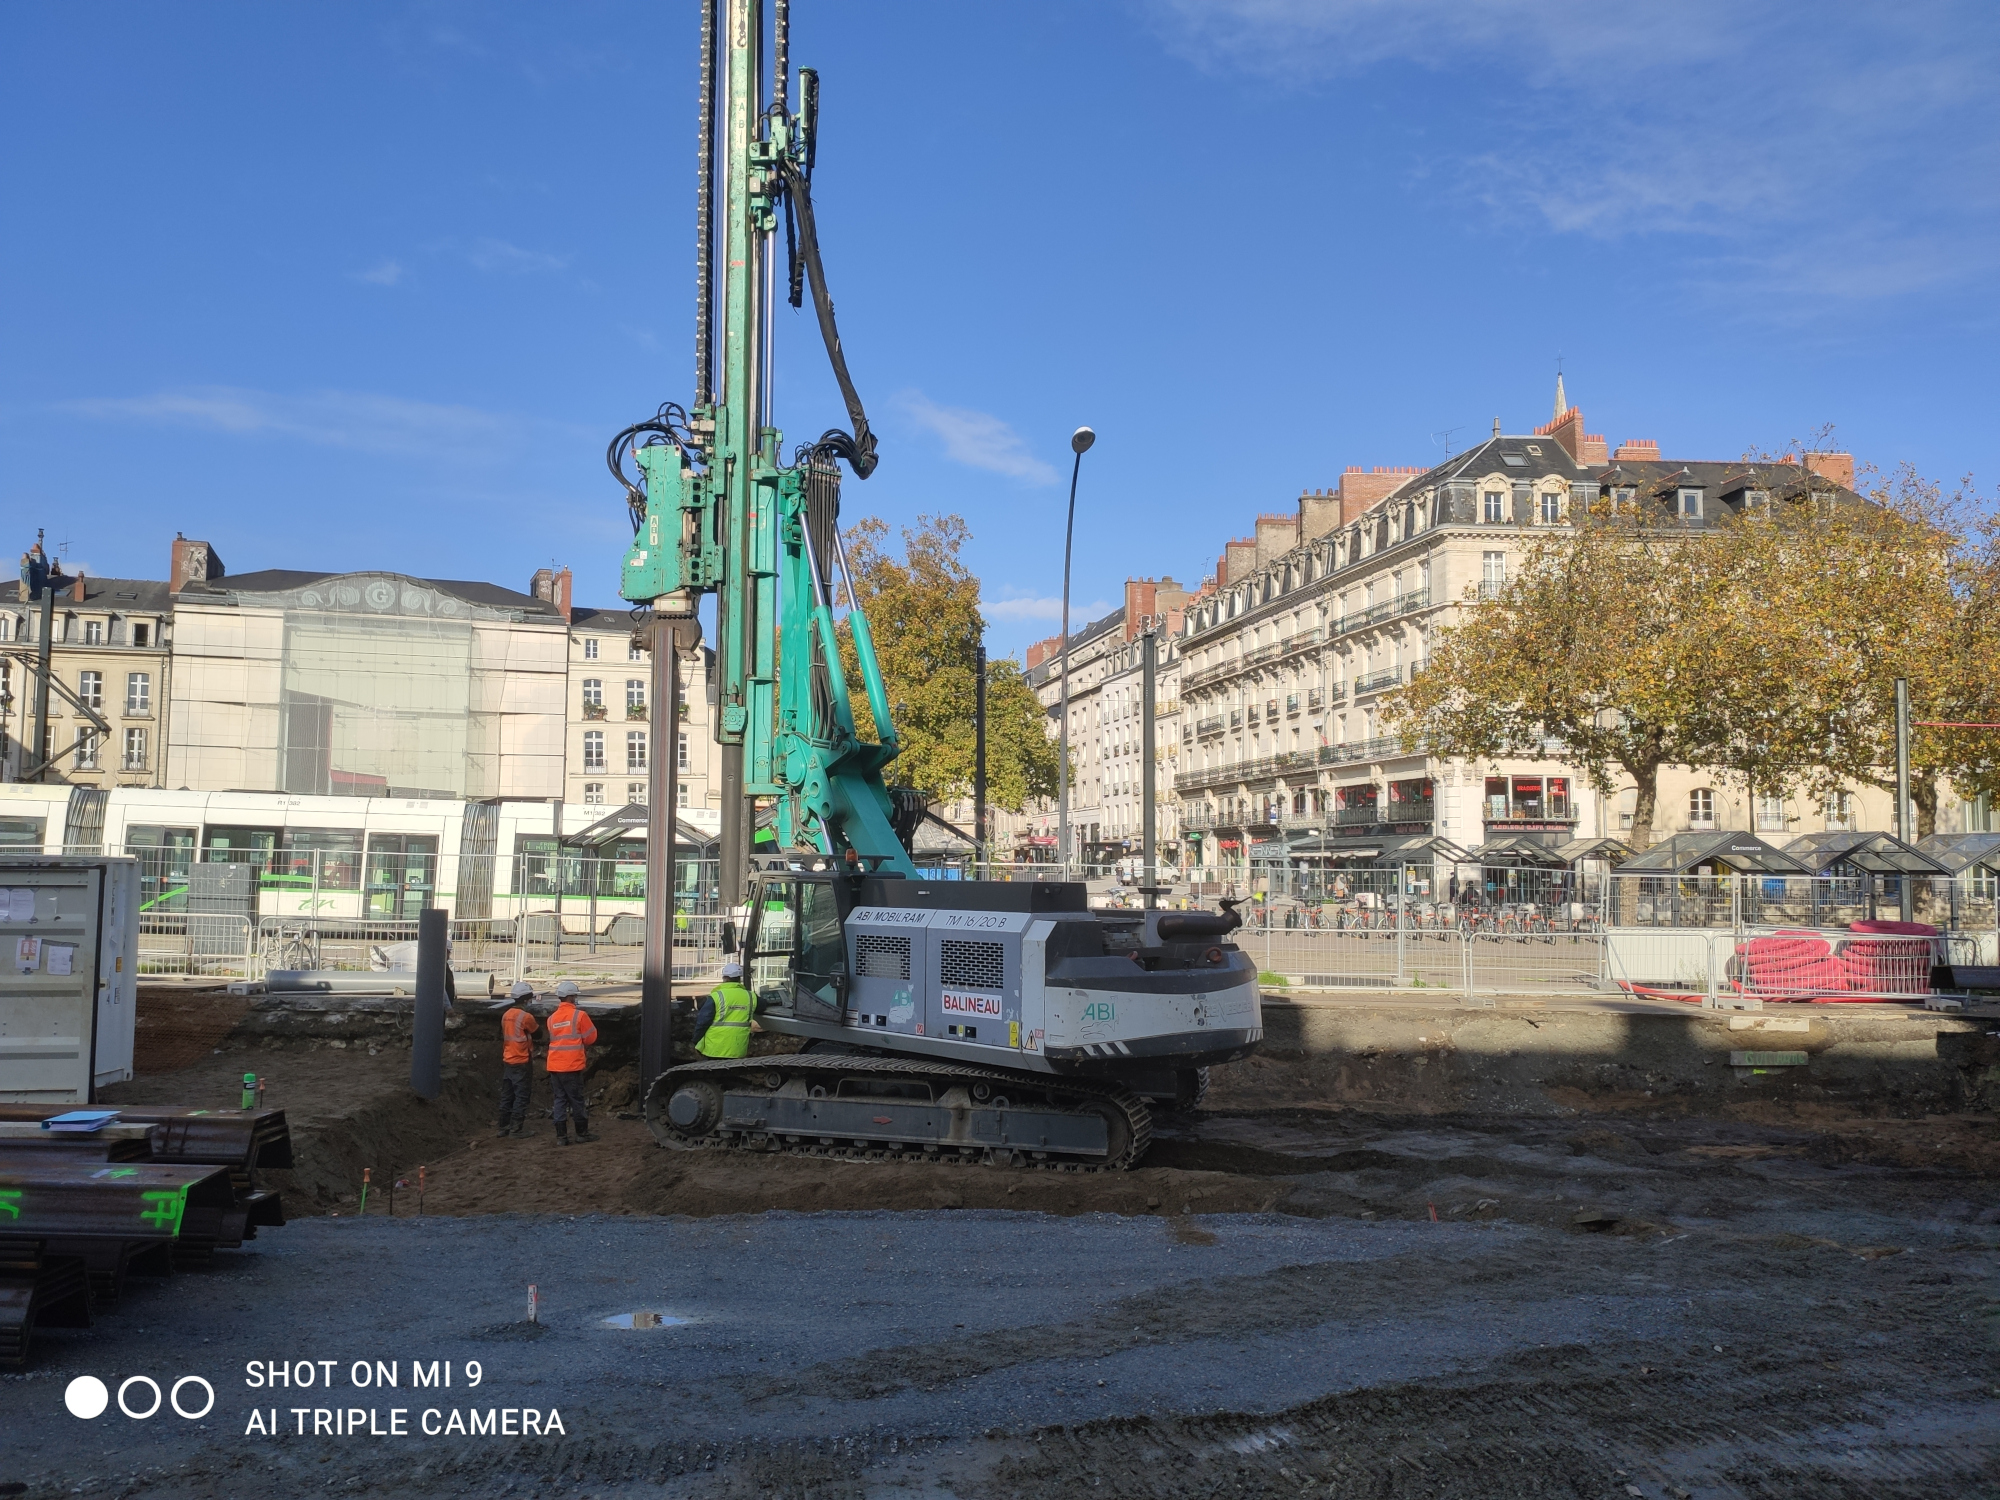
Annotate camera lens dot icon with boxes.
[65,1376,109,1419]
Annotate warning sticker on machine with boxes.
[939,991,1003,1017]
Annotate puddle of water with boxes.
[601,1311,691,1329]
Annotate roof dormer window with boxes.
[1524,444,1543,456]
[1678,488,1702,518]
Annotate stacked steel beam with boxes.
[0,1106,292,1365]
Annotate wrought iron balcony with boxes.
[1353,666,1403,696]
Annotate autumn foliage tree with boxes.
[1384,463,2000,848]
[836,513,1060,813]
[1382,504,1754,849]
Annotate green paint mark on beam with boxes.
[0,1189,20,1220]
[139,1188,187,1235]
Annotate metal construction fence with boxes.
[1247,922,1981,1006]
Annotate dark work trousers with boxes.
[549,1070,588,1129]
[498,1063,532,1129]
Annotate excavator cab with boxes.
[740,869,848,1024]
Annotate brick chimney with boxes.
[1222,538,1257,587]
[71,569,86,603]
[1613,440,1660,462]
[168,535,226,592]
[530,567,573,623]
[1025,632,1064,671]
[1337,466,1423,523]
[1122,576,1191,639]
[1253,513,1298,566]
[1804,451,1855,490]
[1298,488,1342,540]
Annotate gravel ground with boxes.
[4,1176,1996,1499]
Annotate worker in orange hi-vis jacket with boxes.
[497,980,539,1138]
[543,980,599,1145]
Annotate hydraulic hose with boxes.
[778,157,877,479]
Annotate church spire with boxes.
[1553,371,1569,421]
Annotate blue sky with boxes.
[4,1,1997,660]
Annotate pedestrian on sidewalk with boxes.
[544,979,599,1145]
[496,980,539,1137]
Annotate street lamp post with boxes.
[1057,425,1095,876]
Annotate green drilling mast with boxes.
[613,2,1262,1170]
[610,0,913,901]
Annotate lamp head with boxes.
[1070,427,1096,456]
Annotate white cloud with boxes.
[984,595,1113,623]
[1148,1,2000,307]
[896,391,1060,484]
[57,386,512,457]
[351,259,406,287]
[467,237,569,274]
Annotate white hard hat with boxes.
[721,961,743,980]
[553,980,581,999]
[509,980,535,1000]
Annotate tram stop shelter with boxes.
[1607,831,1807,927]
[1914,832,2000,930]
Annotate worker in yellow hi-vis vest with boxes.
[692,962,757,1059]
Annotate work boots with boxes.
[573,1123,597,1143]
[554,1120,571,1146]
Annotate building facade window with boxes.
[1755,793,1786,831]
[583,637,599,660]
[83,620,104,646]
[626,679,646,711]
[1483,491,1504,522]
[583,782,605,805]
[626,731,647,772]
[677,781,690,808]
[1824,790,1855,830]
[1679,488,1702,518]
[78,670,102,709]
[75,727,100,770]
[582,730,605,771]
[126,672,151,713]
[132,622,150,647]
[1539,491,1562,524]
[677,730,690,771]
[581,678,603,708]
[1480,552,1506,597]
[628,642,644,662]
[1689,788,1716,829]
[628,781,646,803]
[123,726,147,771]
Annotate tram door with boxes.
[365,833,439,919]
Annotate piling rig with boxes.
[610,0,1261,1169]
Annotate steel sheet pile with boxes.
[0,1105,291,1365]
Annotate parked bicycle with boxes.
[269,924,322,972]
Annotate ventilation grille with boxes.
[854,933,911,980]
[939,938,1005,991]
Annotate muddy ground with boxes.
[2,992,1993,1498]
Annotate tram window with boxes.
[279,828,364,889]
[0,817,47,850]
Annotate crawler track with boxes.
[644,1054,1153,1171]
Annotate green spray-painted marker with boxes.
[241,1073,258,1110]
